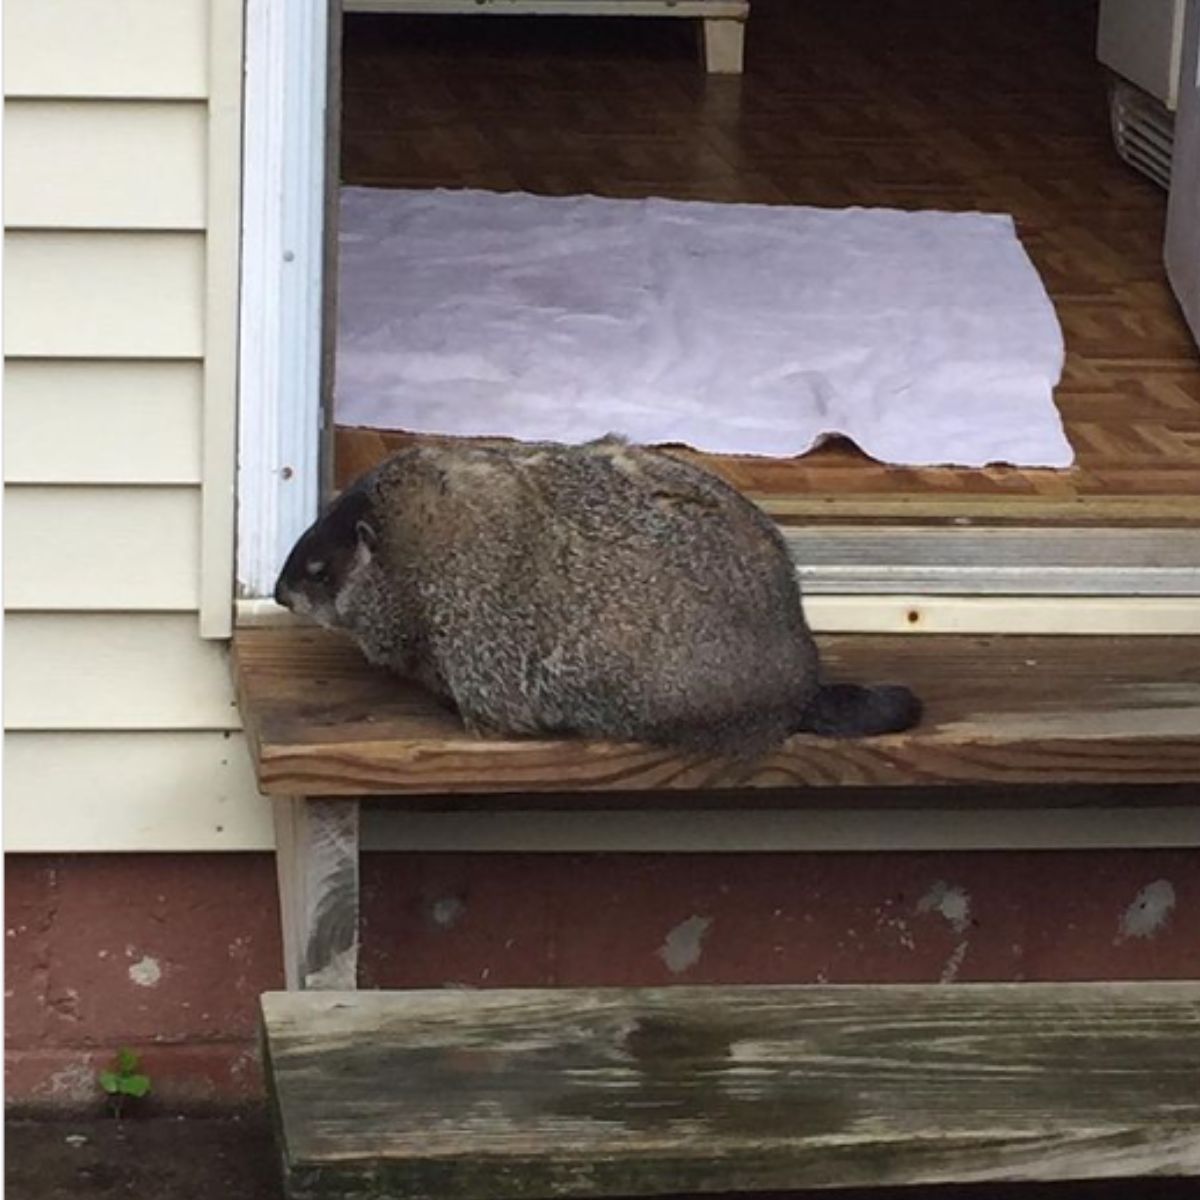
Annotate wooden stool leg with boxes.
[273,797,361,991]
[703,18,745,74]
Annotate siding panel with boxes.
[4,361,203,484]
[4,232,204,359]
[5,487,200,611]
[3,732,270,852]
[5,101,207,230]
[3,0,251,853]
[5,614,240,730]
[4,0,209,99]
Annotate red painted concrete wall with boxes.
[7,849,1200,1108]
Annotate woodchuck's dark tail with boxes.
[795,683,922,737]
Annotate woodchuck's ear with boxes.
[355,519,378,553]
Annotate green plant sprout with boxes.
[98,1048,151,1116]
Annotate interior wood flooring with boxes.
[336,0,1200,525]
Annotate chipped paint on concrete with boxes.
[938,940,970,984]
[42,1062,95,1103]
[228,1048,259,1081]
[917,881,972,933]
[874,900,917,951]
[917,881,972,983]
[430,896,466,929]
[1117,879,1176,943]
[658,915,712,975]
[127,956,162,988]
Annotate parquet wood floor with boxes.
[336,0,1200,525]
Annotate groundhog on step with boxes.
[274,437,920,756]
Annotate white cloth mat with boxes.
[336,187,1072,467]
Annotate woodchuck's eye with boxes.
[306,560,330,584]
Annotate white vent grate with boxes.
[1109,77,1175,190]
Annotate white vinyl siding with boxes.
[4,361,203,484]
[5,615,241,732]
[4,232,205,358]
[3,733,271,852]
[4,489,201,611]
[3,0,209,99]
[2,0,261,853]
[5,101,208,230]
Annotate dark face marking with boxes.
[273,485,377,620]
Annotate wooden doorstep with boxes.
[234,626,1200,797]
[263,983,1200,1197]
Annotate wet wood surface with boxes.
[234,627,1200,796]
[263,983,1200,1197]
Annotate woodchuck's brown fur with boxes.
[274,437,920,756]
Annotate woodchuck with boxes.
[274,437,920,756]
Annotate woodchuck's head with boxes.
[274,483,379,629]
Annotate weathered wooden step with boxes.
[263,983,1200,1198]
[235,628,1200,796]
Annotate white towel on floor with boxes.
[336,187,1072,467]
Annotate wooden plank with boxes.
[233,627,1200,795]
[3,732,269,852]
[263,983,1200,1196]
[4,487,200,611]
[4,361,202,484]
[4,232,204,359]
[3,0,209,99]
[273,799,361,990]
[6,614,240,731]
[3,101,206,229]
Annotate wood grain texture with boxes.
[233,626,1200,796]
[273,798,361,990]
[334,0,1200,526]
[263,983,1200,1196]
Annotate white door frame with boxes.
[237,0,331,599]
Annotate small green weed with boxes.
[98,1048,152,1116]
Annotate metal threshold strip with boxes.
[782,527,1200,595]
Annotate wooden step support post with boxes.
[273,797,360,990]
